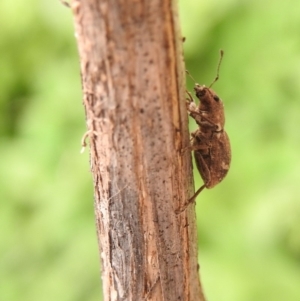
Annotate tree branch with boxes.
[71,0,205,300]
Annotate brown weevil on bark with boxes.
[179,50,231,212]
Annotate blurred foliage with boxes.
[0,0,101,300]
[1,0,300,301]
[181,0,300,300]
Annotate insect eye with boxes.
[213,95,220,101]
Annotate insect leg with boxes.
[186,90,194,104]
[175,184,206,214]
[188,184,206,203]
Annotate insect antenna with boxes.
[185,70,197,83]
[209,49,224,88]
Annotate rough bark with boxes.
[71,0,206,300]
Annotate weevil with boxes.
[182,50,231,209]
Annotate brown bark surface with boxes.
[71,0,206,300]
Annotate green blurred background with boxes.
[1,0,300,300]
